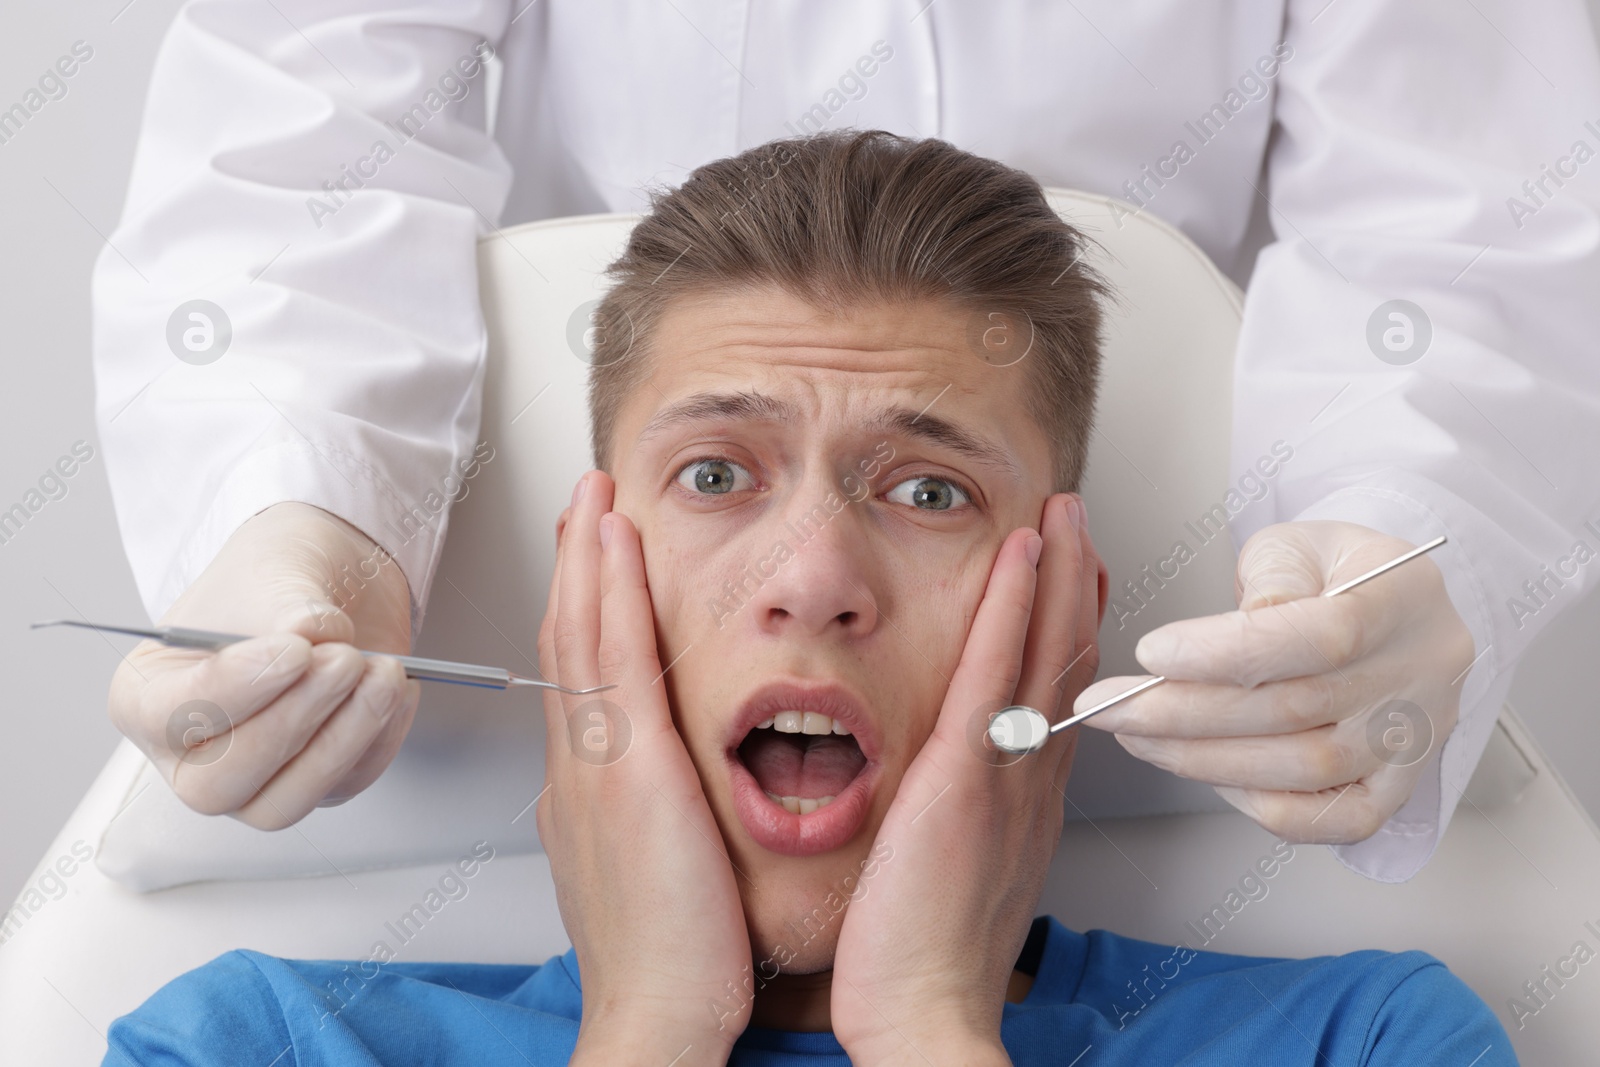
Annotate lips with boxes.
[725,680,880,857]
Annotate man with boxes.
[105,132,1511,1066]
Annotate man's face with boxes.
[607,285,1057,973]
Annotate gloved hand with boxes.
[1078,519,1475,845]
[106,501,420,830]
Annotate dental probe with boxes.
[986,534,1449,755]
[30,619,615,695]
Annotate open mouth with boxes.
[724,682,879,856]
[736,711,868,814]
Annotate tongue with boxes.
[739,732,865,797]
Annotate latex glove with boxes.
[107,501,420,830]
[540,471,750,1067]
[1079,519,1474,845]
[831,493,1107,1066]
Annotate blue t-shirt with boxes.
[105,916,1514,1065]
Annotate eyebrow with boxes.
[635,389,1020,479]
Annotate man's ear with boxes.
[1068,496,1110,629]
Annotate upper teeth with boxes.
[757,711,852,736]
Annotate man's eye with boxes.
[885,476,970,511]
[675,458,754,496]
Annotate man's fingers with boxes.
[939,527,1039,742]
[539,497,574,760]
[597,510,671,736]
[1072,500,1108,671]
[163,642,366,815]
[546,473,675,780]
[1012,495,1087,723]
[230,655,417,830]
[1063,497,1107,696]
[1055,502,1106,790]
[1114,718,1385,793]
[552,470,612,703]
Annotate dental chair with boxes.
[5,190,1597,1065]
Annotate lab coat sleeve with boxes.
[92,0,516,633]
[1231,0,1600,880]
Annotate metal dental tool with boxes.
[30,619,615,694]
[986,534,1449,755]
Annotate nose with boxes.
[740,488,880,640]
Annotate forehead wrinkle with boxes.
[693,335,966,373]
[666,292,972,366]
[634,388,1021,482]
[863,405,1021,480]
[635,389,798,446]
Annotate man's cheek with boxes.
[638,538,695,632]
[907,580,982,732]
[945,561,995,653]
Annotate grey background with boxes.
[3,0,1598,909]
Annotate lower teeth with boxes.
[763,791,837,815]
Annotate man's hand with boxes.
[106,502,420,830]
[539,471,751,1067]
[831,493,1107,1066]
[1079,519,1475,845]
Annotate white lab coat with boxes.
[92,0,1600,882]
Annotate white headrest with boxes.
[98,192,1245,890]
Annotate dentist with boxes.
[94,0,1600,882]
